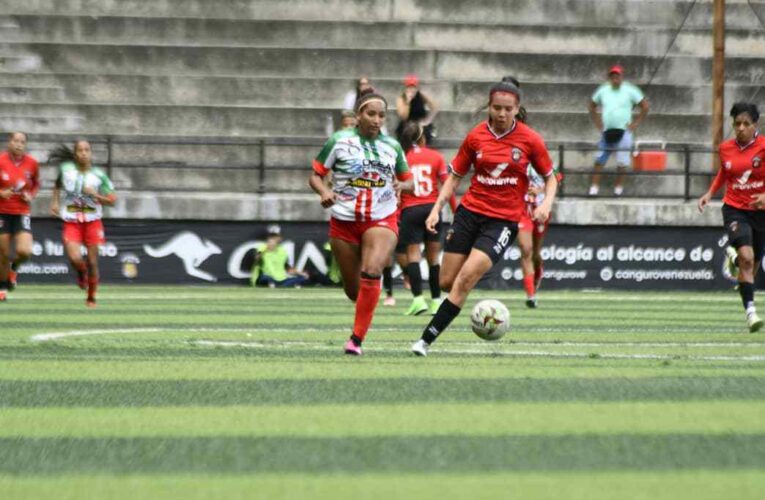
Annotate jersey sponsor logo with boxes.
[143,231,222,282]
[754,156,762,169]
[476,174,519,186]
[347,177,386,188]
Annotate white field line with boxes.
[189,340,765,362]
[29,327,765,349]
[10,293,745,303]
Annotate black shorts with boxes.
[722,204,765,262]
[0,214,32,235]
[444,205,517,265]
[399,203,442,247]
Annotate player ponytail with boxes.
[47,144,76,165]
[399,121,424,153]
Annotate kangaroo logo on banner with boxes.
[143,231,221,282]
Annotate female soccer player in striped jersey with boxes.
[699,102,765,332]
[411,81,558,356]
[309,92,413,355]
[49,140,116,307]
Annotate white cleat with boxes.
[411,339,429,357]
[747,312,764,333]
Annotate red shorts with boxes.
[329,212,399,245]
[63,220,105,246]
[518,208,550,237]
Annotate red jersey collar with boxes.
[486,120,517,140]
[735,131,760,151]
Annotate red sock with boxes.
[87,276,98,301]
[352,277,382,342]
[523,274,535,298]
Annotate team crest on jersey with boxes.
[724,161,732,170]
[446,227,455,241]
[511,148,522,162]
[753,157,762,169]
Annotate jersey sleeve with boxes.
[394,143,412,181]
[529,135,553,178]
[313,135,338,177]
[28,159,40,197]
[436,151,449,182]
[628,83,645,105]
[449,134,475,177]
[97,169,115,195]
[591,85,604,104]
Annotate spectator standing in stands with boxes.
[0,132,39,301]
[250,224,309,288]
[587,65,649,196]
[338,110,357,130]
[343,76,373,112]
[396,74,439,145]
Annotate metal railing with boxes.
[30,134,720,200]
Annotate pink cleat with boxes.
[344,339,362,356]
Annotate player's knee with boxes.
[15,250,31,261]
[739,254,755,271]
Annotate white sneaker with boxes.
[588,185,599,196]
[411,339,429,357]
[747,311,764,333]
[613,185,624,196]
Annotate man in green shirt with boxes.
[588,65,649,197]
[250,225,308,288]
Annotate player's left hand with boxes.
[532,203,551,223]
[20,192,33,204]
[749,193,765,209]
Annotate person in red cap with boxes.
[396,73,439,145]
[587,64,649,196]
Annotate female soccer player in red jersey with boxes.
[309,92,413,355]
[49,140,117,307]
[411,81,558,356]
[0,132,39,301]
[699,102,765,332]
[398,121,457,316]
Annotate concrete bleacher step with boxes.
[5,15,765,58]
[9,43,761,85]
[1,102,719,144]
[0,85,64,102]
[21,73,759,116]
[3,0,763,28]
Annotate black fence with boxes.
[29,134,720,200]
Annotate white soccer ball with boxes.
[470,299,510,341]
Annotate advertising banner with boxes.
[17,219,735,290]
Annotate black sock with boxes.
[350,334,363,347]
[429,265,441,298]
[739,282,755,311]
[382,266,393,295]
[407,262,422,297]
[11,261,19,271]
[421,298,461,344]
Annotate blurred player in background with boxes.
[0,132,39,301]
[398,121,457,315]
[49,139,117,307]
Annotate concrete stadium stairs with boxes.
[1,0,763,221]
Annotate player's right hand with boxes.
[697,192,711,213]
[0,189,12,200]
[319,191,336,208]
[425,210,440,233]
